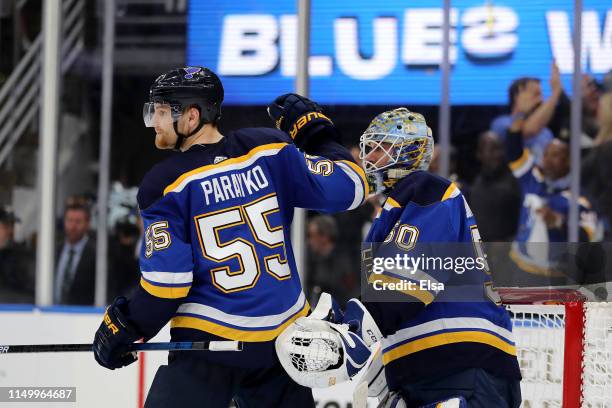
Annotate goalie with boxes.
[277,109,522,407]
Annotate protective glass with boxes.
[142,102,182,128]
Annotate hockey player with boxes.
[282,109,522,407]
[92,66,367,407]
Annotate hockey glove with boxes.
[93,297,141,370]
[275,317,372,388]
[311,294,382,346]
[333,322,373,378]
[309,292,344,322]
[342,298,383,347]
[267,93,339,150]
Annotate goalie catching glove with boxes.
[275,317,372,388]
[267,93,340,150]
[310,293,382,347]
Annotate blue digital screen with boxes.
[187,0,611,105]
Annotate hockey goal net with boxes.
[503,290,612,407]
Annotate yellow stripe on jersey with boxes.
[509,148,530,171]
[337,160,369,195]
[163,142,289,195]
[382,330,517,365]
[367,273,434,305]
[140,278,191,299]
[441,182,458,202]
[508,249,565,278]
[170,302,310,342]
[583,225,595,242]
[385,197,402,209]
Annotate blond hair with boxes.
[595,92,612,145]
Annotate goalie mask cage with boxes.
[508,302,612,407]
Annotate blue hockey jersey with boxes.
[126,128,366,360]
[363,171,521,386]
[506,131,599,279]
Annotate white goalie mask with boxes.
[275,318,352,388]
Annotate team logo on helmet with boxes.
[184,66,202,79]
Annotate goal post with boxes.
[503,290,612,407]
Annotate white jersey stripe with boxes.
[383,317,515,349]
[337,162,365,210]
[166,146,285,194]
[141,271,193,285]
[176,291,306,329]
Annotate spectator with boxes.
[582,92,612,239]
[581,75,604,139]
[54,203,96,305]
[429,143,461,186]
[550,74,603,145]
[107,218,141,301]
[469,131,521,242]
[498,115,600,287]
[491,63,562,165]
[0,208,34,303]
[306,215,355,304]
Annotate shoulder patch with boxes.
[388,171,453,207]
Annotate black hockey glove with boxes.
[267,93,339,150]
[93,297,141,370]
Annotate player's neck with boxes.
[181,125,224,151]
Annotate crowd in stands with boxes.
[0,191,142,305]
[308,66,612,301]
[2,67,612,305]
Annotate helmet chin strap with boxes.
[172,118,206,151]
[378,168,414,194]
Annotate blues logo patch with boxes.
[184,67,202,79]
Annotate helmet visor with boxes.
[143,102,182,128]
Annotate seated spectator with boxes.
[54,203,96,305]
[0,208,34,303]
[491,63,561,165]
[469,131,521,242]
[582,92,612,240]
[306,215,355,304]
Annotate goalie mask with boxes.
[360,108,433,194]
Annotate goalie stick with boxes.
[0,340,242,354]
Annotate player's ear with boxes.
[189,106,200,126]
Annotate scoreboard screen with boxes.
[187,0,612,105]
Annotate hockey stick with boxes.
[0,340,242,354]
